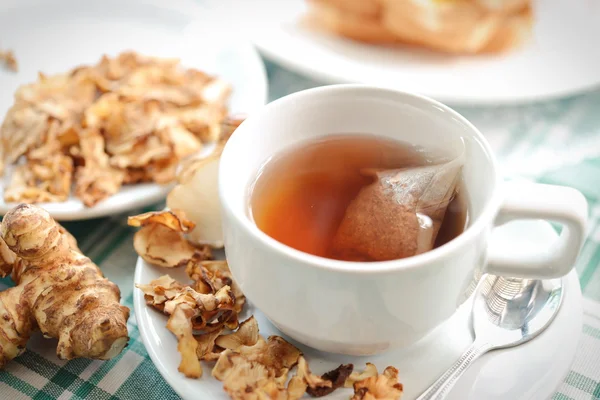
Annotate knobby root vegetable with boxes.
[0,204,130,368]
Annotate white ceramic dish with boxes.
[208,0,600,105]
[134,220,582,400]
[0,0,267,220]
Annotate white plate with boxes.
[209,0,600,106]
[134,220,582,400]
[0,0,267,220]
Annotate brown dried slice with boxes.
[133,224,199,268]
[0,104,48,168]
[4,153,74,204]
[213,350,305,400]
[236,335,303,377]
[167,303,202,378]
[0,50,17,72]
[219,114,246,145]
[162,285,233,316]
[136,275,185,311]
[74,129,124,207]
[128,210,195,232]
[199,79,232,107]
[164,286,236,331]
[109,135,173,170]
[15,71,96,122]
[215,316,260,351]
[305,362,354,397]
[144,157,181,185]
[155,116,203,159]
[296,356,333,395]
[195,327,224,361]
[122,167,152,184]
[351,365,404,400]
[187,260,245,314]
[91,52,181,88]
[212,350,272,398]
[287,376,309,400]
[177,104,228,143]
[129,210,211,268]
[345,363,379,388]
[138,279,235,378]
[136,276,235,329]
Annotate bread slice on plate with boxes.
[475,0,531,14]
[481,4,533,53]
[305,0,533,54]
[380,0,533,54]
[305,0,400,43]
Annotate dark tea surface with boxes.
[249,134,467,261]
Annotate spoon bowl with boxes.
[417,274,564,400]
[475,276,563,347]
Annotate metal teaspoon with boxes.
[416,274,564,400]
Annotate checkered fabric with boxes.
[1,60,599,399]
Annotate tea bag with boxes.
[331,155,464,261]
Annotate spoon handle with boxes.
[416,340,493,400]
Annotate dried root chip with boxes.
[156,117,203,159]
[167,303,202,378]
[350,365,403,400]
[195,327,224,361]
[345,363,379,388]
[213,350,305,400]
[187,260,245,314]
[136,275,185,311]
[304,362,354,397]
[4,154,74,204]
[0,50,17,72]
[122,167,152,184]
[159,286,236,337]
[128,210,195,232]
[296,356,333,394]
[137,276,235,327]
[177,104,228,144]
[287,376,309,400]
[16,71,97,122]
[215,316,260,351]
[133,224,200,268]
[74,129,124,206]
[219,114,246,145]
[236,336,303,377]
[0,104,48,168]
[3,118,75,204]
[137,278,236,378]
[213,350,271,395]
[129,210,211,268]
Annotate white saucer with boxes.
[134,220,582,400]
[208,0,600,105]
[0,0,267,220]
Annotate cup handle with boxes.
[486,181,588,279]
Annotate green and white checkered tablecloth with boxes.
[1,60,600,399]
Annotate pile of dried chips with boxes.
[0,51,230,206]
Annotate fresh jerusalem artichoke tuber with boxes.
[0,204,130,368]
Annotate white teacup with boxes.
[219,85,587,356]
